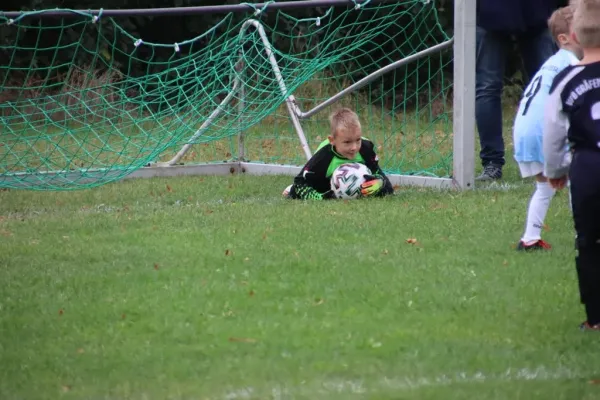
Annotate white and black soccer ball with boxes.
[330,163,371,199]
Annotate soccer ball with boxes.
[330,163,371,199]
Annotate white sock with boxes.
[521,181,556,244]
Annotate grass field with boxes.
[2,145,600,399]
[2,98,600,399]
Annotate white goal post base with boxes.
[0,162,456,189]
[128,162,457,189]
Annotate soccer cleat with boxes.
[517,239,552,251]
[579,321,600,331]
[475,164,503,181]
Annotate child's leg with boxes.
[571,177,600,327]
[521,172,556,245]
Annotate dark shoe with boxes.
[517,240,552,251]
[476,164,502,181]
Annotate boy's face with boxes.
[329,127,362,159]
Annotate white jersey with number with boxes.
[513,49,578,163]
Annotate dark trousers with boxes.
[570,152,600,325]
[475,27,556,167]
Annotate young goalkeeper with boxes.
[513,5,582,251]
[544,0,600,330]
[284,108,394,200]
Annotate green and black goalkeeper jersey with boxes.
[289,138,394,200]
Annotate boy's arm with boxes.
[360,139,394,197]
[290,147,335,200]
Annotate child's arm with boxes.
[360,139,394,197]
[543,70,572,188]
[289,147,335,200]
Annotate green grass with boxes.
[1,168,600,399]
[1,98,599,399]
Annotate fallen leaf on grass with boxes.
[228,337,257,343]
[59,309,64,316]
[429,203,446,211]
[121,314,126,320]
[313,298,325,306]
[154,263,159,270]
[166,184,173,192]
[225,249,230,256]
[249,290,255,297]
[589,379,600,385]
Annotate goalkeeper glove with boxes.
[360,174,384,197]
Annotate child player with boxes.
[543,0,600,330]
[284,107,393,200]
[513,5,582,251]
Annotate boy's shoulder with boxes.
[538,49,578,76]
[551,62,600,106]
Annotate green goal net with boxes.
[0,0,453,190]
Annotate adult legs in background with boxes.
[519,28,558,84]
[475,27,509,180]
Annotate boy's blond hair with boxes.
[329,108,361,137]
[548,6,575,40]
[573,0,600,47]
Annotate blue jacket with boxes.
[477,0,560,33]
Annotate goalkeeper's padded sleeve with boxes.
[291,184,326,200]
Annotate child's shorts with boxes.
[518,161,544,178]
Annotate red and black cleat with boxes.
[517,240,552,251]
[579,321,600,331]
